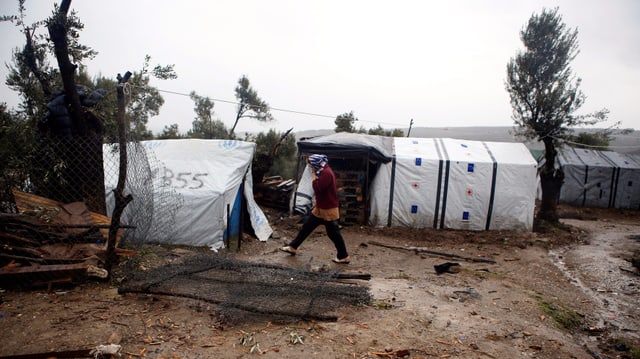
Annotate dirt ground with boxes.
[1,205,639,359]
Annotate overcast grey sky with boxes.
[1,0,639,135]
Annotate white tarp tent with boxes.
[104,139,272,249]
[557,147,640,209]
[294,134,538,231]
[370,138,538,231]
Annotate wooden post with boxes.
[104,72,133,275]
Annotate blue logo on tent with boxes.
[411,205,418,214]
[461,144,468,148]
[468,163,474,173]
[462,211,469,220]
[415,158,422,166]
[221,140,240,150]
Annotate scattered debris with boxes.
[452,288,481,301]
[89,344,122,358]
[0,190,135,288]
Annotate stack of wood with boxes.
[336,170,367,225]
[253,176,295,210]
[0,190,134,288]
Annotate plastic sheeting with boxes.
[104,139,272,248]
[370,138,537,231]
[557,147,640,209]
[297,132,394,162]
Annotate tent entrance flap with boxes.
[224,185,243,247]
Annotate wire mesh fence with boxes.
[1,133,372,324]
[0,135,183,288]
[103,141,184,245]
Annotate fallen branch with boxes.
[368,241,496,264]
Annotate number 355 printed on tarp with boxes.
[162,169,209,189]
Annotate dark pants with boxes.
[289,213,349,259]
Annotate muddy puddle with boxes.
[549,219,640,343]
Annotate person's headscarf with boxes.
[308,154,328,176]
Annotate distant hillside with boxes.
[295,127,640,155]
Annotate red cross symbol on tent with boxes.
[466,188,473,196]
[412,183,419,189]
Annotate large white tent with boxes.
[295,134,538,231]
[104,139,272,249]
[370,137,538,231]
[557,147,640,209]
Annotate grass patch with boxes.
[386,270,411,280]
[538,300,582,331]
[531,293,582,331]
[368,299,396,309]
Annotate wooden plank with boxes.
[12,190,122,243]
[0,262,88,287]
[0,349,93,358]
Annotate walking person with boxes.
[281,154,350,264]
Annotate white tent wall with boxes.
[558,147,640,209]
[439,138,497,230]
[484,141,538,230]
[104,139,272,248]
[370,138,537,231]
[375,138,444,228]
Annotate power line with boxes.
[153,87,409,128]
[553,135,640,149]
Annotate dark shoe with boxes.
[434,262,460,274]
[280,246,297,255]
[332,256,350,264]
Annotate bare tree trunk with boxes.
[229,103,245,139]
[48,0,85,136]
[45,0,106,213]
[537,137,564,224]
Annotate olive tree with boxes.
[505,7,608,225]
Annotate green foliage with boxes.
[367,124,405,137]
[0,103,34,211]
[505,7,608,142]
[4,1,174,141]
[187,91,229,139]
[157,123,183,139]
[567,131,610,150]
[505,7,608,224]
[251,129,297,180]
[335,111,357,133]
[230,75,273,139]
[91,56,176,140]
